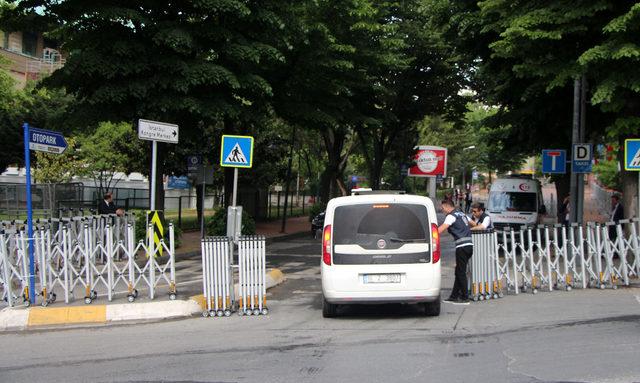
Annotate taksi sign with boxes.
[220,135,254,168]
[572,143,592,173]
[28,127,68,154]
[408,146,447,177]
[542,149,566,174]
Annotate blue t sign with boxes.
[542,149,566,174]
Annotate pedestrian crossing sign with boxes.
[625,139,640,171]
[220,135,254,168]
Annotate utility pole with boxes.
[570,76,587,223]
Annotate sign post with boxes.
[407,146,447,201]
[23,123,68,304]
[625,139,640,218]
[220,135,254,241]
[138,119,179,211]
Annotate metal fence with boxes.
[0,214,177,308]
[468,218,640,301]
[201,235,268,317]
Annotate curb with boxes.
[0,268,285,331]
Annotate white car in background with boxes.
[320,191,441,317]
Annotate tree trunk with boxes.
[619,135,637,219]
[554,174,571,220]
[281,125,297,233]
[196,182,203,227]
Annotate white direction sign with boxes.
[138,119,179,144]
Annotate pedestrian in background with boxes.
[464,188,472,213]
[558,194,570,225]
[98,192,124,216]
[609,193,624,242]
[438,199,473,304]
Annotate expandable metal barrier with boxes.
[201,235,268,318]
[0,215,177,307]
[468,218,640,301]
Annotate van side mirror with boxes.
[539,205,547,215]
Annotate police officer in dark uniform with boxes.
[438,199,473,303]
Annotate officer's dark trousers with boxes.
[452,245,473,299]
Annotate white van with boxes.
[320,192,441,318]
[487,176,546,231]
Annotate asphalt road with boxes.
[1,233,640,383]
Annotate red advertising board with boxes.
[408,146,447,177]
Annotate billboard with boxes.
[408,146,447,177]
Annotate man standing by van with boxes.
[438,199,473,303]
[469,203,493,230]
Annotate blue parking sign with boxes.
[625,139,640,171]
[542,149,566,174]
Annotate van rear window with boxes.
[333,203,429,247]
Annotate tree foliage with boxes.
[33,136,86,183]
[77,121,145,197]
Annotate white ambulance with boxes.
[487,176,546,232]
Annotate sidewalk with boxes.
[0,216,310,331]
[176,215,310,256]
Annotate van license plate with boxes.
[364,273,401,284]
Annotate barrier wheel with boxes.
[244,309,252,316]
[600,285,605,290]
[208,310,216,317]
[224,309,232,317]
[202,311,209,318]
[51,293,57,303]
[532,289,538,294]
[253,308,261,316]
[127,295,135,303]
[216,310,224,317]
[613,285,618,290]
[133,289,139,298]
[566,286,572,292]
[498,293,504,298]
[493,294,499,299]
[41,300,48,307]
[238,310,245,316]
[84,297,92,304]
[169,293,177,301]
[473,296,478,302]
[91,291,98,300]
[24,300,30,308]
[479,295,484,301]
[261,308,269,316]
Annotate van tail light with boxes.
[322,225,332,266]
[431,223,440,263]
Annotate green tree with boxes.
[443,0,639,208]
[355,0,468,189]
[1,0,291,209]
[33,136,86,183]
[78,121,144,197]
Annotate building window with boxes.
[22,32,38,57]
